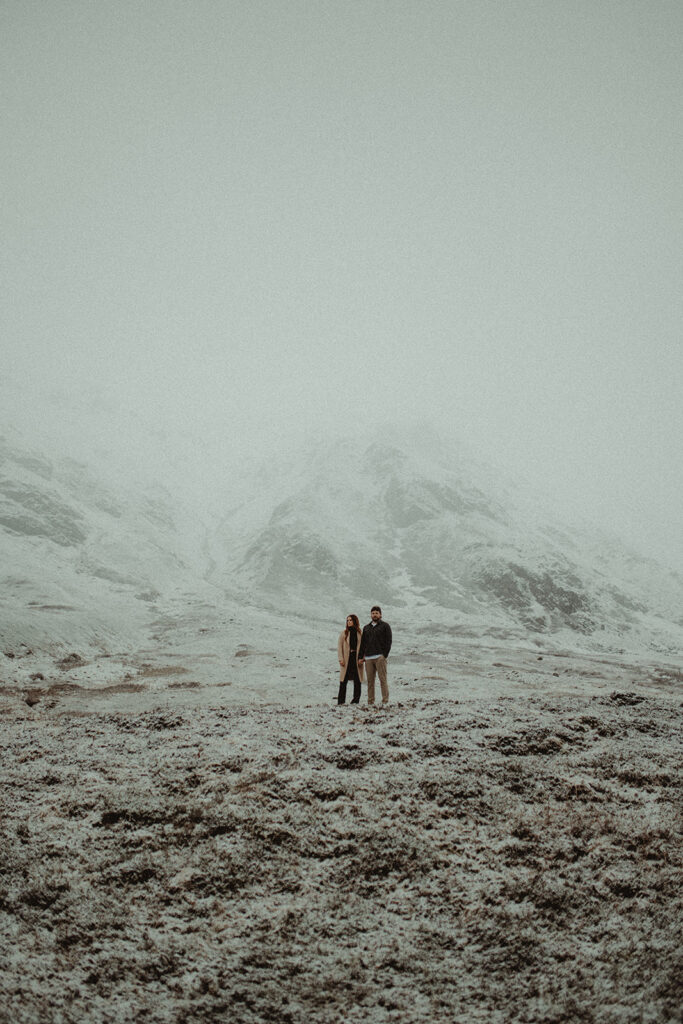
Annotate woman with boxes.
[337,614,364,705]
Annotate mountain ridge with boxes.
[208,431,683,655]
[1,424,681,657]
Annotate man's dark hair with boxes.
[371,605,382,614]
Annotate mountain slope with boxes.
[0,431,212,652]
[208,433,683,654]
[2,424,681,658]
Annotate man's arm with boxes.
[358,627,366,661]
[382,622,392,658]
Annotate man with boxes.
[358,605,392,705]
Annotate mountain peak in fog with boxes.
[2,421,682,656]
[209,427,683,654]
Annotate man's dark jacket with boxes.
[358,620,392,660]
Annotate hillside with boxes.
[208,432,683,655]
[0,430,212,653]
[2,423,682,663]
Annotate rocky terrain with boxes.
[1,686,681,1023]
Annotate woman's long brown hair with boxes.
[344,614,361,639]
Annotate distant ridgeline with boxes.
[208,438,683,652]
[1,432,682,654]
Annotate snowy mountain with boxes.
[2,422,681,658]
[0,430,212,652]
[208,431,683,654]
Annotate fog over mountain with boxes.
[3,0,683,583]
[209,428,683,652]
[2,0,682,666]
[2,403,681,662]
[0,423,209,653]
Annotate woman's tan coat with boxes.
[338,629,365,683]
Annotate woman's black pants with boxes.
[338,655,361,704]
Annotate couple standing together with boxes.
[337,606,392,706]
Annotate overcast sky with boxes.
[2,1,682,567]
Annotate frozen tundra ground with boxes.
[1,647,682,1024]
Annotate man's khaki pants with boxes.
[365,656,388,704]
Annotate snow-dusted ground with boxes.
[2,593,682,712]
[1,641,681,1023]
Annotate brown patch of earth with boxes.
[137,665,190,678]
